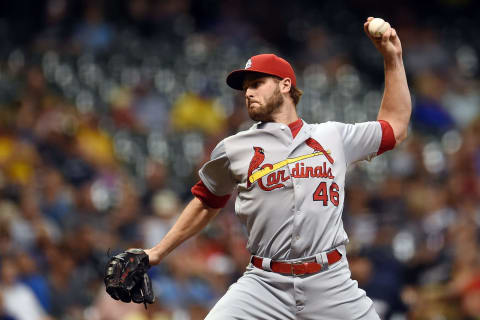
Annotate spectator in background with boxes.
[131,82,169,133]
[403,28,449,76]
[141,189,181,249]
[0,256,48,320]
[8,188,59,252]
[411,72,456,134]
[39,167,73,228]
[442,70,480,129]
[170,91,227,137]
[0,293,16,320]
[75,114,116,167]
[344,185,378,249]
[34,0,70,51]
[72,3,114,52]
[16,252,51,314]
[1,138,37,187]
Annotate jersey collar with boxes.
[288,118,303,139]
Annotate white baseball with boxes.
[368,18,390,38]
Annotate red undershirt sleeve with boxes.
[191,180,231,209]
[377,120,396,155]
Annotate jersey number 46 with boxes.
[313,181,339,206]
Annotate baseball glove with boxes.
[104,248,155,307]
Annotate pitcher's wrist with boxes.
[384,54,403,70]
[144,248,160,265]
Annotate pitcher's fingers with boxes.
[390,28,397,40]
[364,21,370,33]
[381,27,392,45]
[364,17,373,30]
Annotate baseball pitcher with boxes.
[104,17,411,319]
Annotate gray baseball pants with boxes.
[205,246,380,320]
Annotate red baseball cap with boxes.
[226,54,297,90]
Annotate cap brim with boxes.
[226,70,270,90]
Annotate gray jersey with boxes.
[198,120,384,260]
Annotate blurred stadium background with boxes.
[0,0,479,319]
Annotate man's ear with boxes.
[279,78,292,93]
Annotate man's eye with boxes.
[244,79,263,90]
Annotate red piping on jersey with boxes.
[191,180,231,209]
[288,119,303,139]
[377,120,396,155]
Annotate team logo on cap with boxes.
[245,59,252,69]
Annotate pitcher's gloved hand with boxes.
[104,248,155,307]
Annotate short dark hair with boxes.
[272,76,303,106]
[289,85,303,106]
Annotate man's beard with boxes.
[247,87,284,122]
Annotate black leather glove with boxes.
[104,248,155,307]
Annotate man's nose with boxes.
[245,87,254,99]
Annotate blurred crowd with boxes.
[0,0,479,319]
